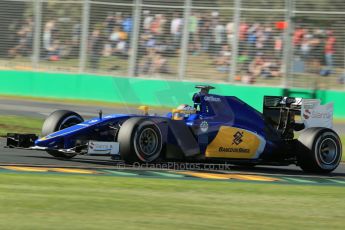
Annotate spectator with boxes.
[70,23,81,58]
[104,12,116,34]
[226,21,234,46]
[247,23,258,58]
[210,11,219,28]
[189,12,200,54]
[43,20,60,60]
[212,20,225,56]
[293,27,305,46]
[248,53,265,78]
[138,48,170,75]
[300,36,311,59]
[199,13,212,52]
[308,32,324,74]
[261,58,282,78]
[239,21,248,40]
[215,45,231,73]
[113,38,128,58]
[89,28,104,69]
[143,10,153,32]
[274,35,283,58]
[109,27,121,46]
[255,28,266,53]
[151,14,166,42]
[170,13,182,49]
[8,18,33,57]
[122,15,133,35]
[115,12,123,28]
[240,53,281,83]
[151,14,162,34]
[339,73,345,84]
[263,25,274,51]
[324,30,336,71]
[237,51,251,74]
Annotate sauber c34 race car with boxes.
[6,85,342,173]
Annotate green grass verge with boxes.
[0,115,43,136]
[0,173,344,230]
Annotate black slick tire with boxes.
[297,127,342,173]
[118,118,163,164]
[42,110,84,159]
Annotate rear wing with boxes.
[263,96,333,137]
[263,96,303,110]
[301,99,333,129]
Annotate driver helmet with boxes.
[172,104,196,120]
[177,104,195,112]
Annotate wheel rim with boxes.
[59,116,83,130]
[138,128,159,157]
[318,138,338,165]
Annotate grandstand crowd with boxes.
[8,10,340,83]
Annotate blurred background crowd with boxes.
[1,0,344,89]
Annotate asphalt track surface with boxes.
[1,139,345,178]
[0,97,345,179]
[0,98,146,118]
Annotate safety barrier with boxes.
[0,70,344,117]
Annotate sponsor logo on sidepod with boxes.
[232,131,244,145]
[218,131,250,153]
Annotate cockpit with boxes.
[171,104,196,120]
[170,85,216,120]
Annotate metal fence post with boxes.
[343,42,345,89]
[79,0,90,73]
[282,0,294,89]
[229,0,241,82]
[128,0,142,77]
[178,0,191,80]
[32,0,42,69]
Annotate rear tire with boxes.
[42,110,84,159]
[297,127,342,173]
[118,118,163,164]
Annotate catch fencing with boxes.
[0,0,344,90]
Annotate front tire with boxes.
[297,127,342,173]
[42,110,84,159]
[118,118,163,164]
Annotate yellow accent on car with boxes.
[172,109,181,113]
[206,126,261,159]
[138,105,149,115]
[172,109,184,120]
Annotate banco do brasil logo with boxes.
[232,131,244,145]
[218,131,249,153]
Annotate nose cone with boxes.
[35,135,59,147]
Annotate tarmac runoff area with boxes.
[1,139,345,186]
